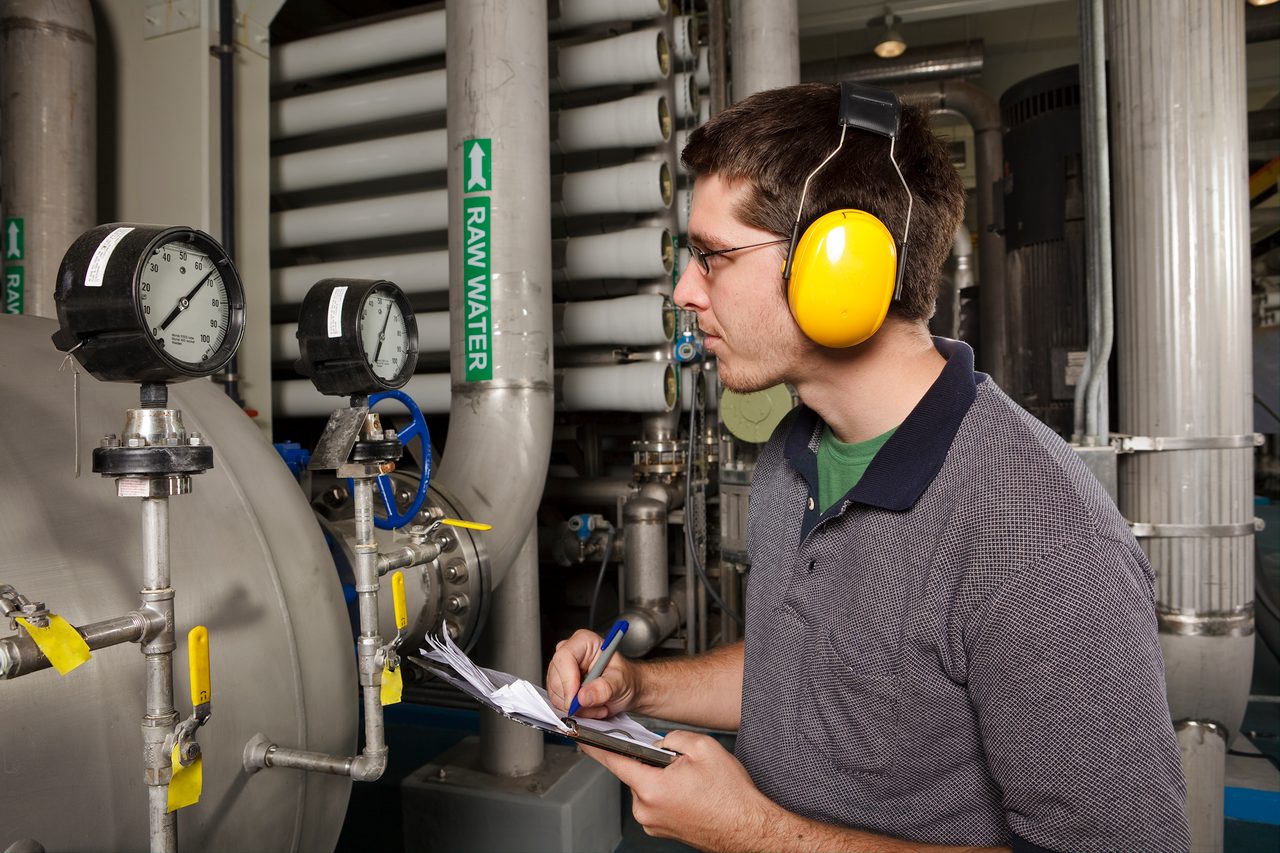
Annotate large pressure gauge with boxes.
[52,224,246,382]
[295,278,418,397]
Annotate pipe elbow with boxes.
[350,749,388,783]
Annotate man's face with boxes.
[674,175,809,392]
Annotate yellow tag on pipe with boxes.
[15,615,91,675]
[188,626,211,709]
[442,518,492,531]
[381,660,403,706]
[167,744,202,812]
[391,571,407,631]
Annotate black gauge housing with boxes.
[295,278,419,397]
[51,224,246,382]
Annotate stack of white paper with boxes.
[419,626,671,751]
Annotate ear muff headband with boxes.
[782,83,915,348]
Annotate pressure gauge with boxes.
[295,279,419,397]
[52,224,246,382]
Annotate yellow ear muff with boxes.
[786,209,897,348]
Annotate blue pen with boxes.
[567,619,629,717]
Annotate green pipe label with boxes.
[463,194,492,382]
[4,267,23,315]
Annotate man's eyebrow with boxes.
[687,231,728,250]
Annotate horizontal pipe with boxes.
[271,69,446,140]
[274,363,676,417]
[800,40,985,85]
[272,9,447,84]
[556,226,673,281]
[271,129,447,194]
[555,28,669,91]
[556,91,671,152]
[272,251,448,304]
[271,189,448,249]
[543,476,636,506]
[551,0,668,32]
[271,312,450,363]
[0,610,162,679]
[558,161,672,216]
[556,293,674,347]
[274,373,451,418]
[674,72,700,121]
[672,14,698,64]
[559,362,676,412]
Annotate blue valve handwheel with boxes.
[346,389,431,530]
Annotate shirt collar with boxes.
[784,337,984,514]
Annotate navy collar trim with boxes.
[784,337,983,516]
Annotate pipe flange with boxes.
[93,445,213,476]
[243,731,274,774]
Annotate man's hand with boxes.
[581,730,777,851]
[546,629,643,719]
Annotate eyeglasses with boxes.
[687,238,789,275]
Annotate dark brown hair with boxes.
[681,83,965,321]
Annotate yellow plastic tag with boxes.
[442,518,493,531]
[15,615,91,675]
[167,744,202,813]
[381,660,403,706]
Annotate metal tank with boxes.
[0,315,355,852]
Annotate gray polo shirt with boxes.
[737,338,1189,853]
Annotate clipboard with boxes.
[562,718,678,767]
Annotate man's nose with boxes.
[673,259,707,311]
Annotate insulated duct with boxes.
[553,28,669,92]
[272,8,446,84]
[554,91,671,152]
[896,80,1008,385]
[272,251,448,304]
[1109,3,1254,851]
[550,0,669,33]
[802,40,984,86]
[271,69,447,139]
[271,129,449,194]
[0,0,95,319]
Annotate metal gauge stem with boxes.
[52,224,245,382]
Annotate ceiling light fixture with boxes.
[870,9,907,59]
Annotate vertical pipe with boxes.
[140,497,177,853]
[217,0,242,406]
[480,526,544,776]
[352,478,386,761]
[0,0,95,319]
[1077,0,1113,443]
[729,0,799,100]
[705,0,729,117]
[439,0,553,591]
[1110,3,1253,851]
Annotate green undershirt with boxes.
[817,425,898,513]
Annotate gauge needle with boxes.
[374,305,394,363]
[159,269,218,331]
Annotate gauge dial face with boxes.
[138,240,231,368]
[359,290,410,382]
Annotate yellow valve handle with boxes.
[441,518,492,531]
[391,571,408,631]
[189,626,211,710]
[167,743,202,812]
[15,615,91,676]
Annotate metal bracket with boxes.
[1111,433,1263,453]
[1128,518,1265,538]
[310,407,369,471]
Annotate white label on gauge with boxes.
[85,227,134,287]
[327,285,348,337]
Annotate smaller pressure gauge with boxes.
[52,224,246,383]
[295,279,419,397]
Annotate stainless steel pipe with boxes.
[140,497,177,853]
[0,610,163,680]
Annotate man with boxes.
[546,83,1189,853]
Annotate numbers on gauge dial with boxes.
[138,242,230,366]
[360,292,408,382]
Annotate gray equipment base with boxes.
[402,737,621,853]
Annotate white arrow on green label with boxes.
[464,138,491,192]
[4,218,23,261]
